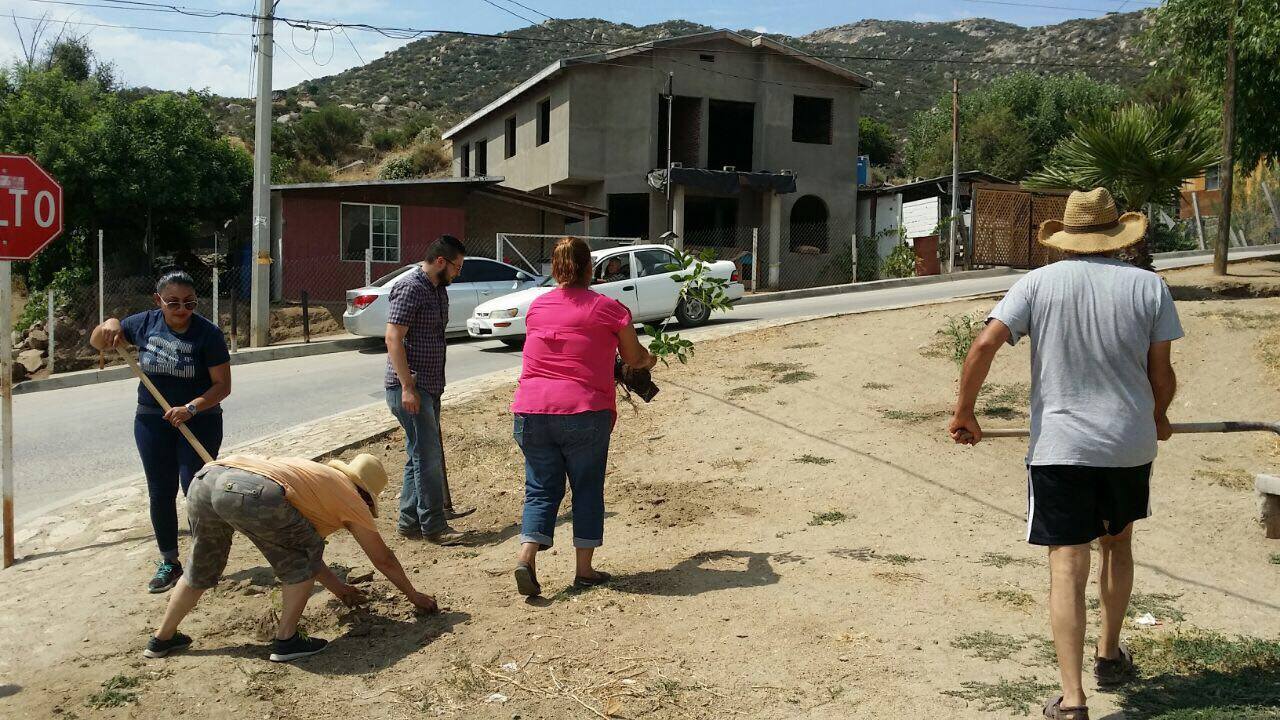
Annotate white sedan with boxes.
[343,258,544,337]
[466,244,744,346]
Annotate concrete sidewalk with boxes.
[13,333,381,395]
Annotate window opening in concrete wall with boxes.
[708,99,754,171]
[461,143,470,176]
[475,138,488,175]
[657,94,702,168]
[505,115,517,159]
[792,95,833,145]
[537,98,551,146]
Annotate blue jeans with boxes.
[514,411,613,549]
[134,410,224,559]
[386,388,448,535]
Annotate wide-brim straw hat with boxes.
[327,454,388,517]
[1037,187,1148,254]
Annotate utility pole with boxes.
[948,77,960,273]
[1214,0,1238,276]
[249,0,274,345]
[664,72,674,233]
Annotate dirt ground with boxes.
[2,266,1279,719]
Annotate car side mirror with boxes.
[515,271,532,282]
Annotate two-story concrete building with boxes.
[442,30,869,288]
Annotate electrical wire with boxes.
[7,0,1155,71]
[3,10,243,34]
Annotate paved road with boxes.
[15,249,1275,519]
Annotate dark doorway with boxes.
[608,193,650,239]
[685,196,739,247]
[657,95,702,169]
[789,195,829,253]
[707,99,754,171]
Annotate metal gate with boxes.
[972,185,1070,269]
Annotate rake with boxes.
[981,421,1280,539]
[116,347,215,464]
[981,421,1280,439]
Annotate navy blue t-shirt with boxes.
[121,310,230,413]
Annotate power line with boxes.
[8,0,1154,71]
[5,10,244,35]
[337,26,364,65]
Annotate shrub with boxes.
[370,127,399,151]
[380,156,415,180]
[882,243,916,279]
[293,106,362,163]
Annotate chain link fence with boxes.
[19,178,1278,385]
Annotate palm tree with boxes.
[1025,100,1220,210]
[1025,100,1220,266]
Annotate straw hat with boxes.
[1037,187,1148,254]
[327,454,388,517]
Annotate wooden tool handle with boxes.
[981,421,1280,439]
[116,347,215,465]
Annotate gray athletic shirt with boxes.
[988,257,1183,467]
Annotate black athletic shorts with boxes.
[1025,463,1152,546]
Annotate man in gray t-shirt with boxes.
[947,188,1181,720]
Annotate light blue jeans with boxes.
[386,388,448,535]
[514,411,613,549]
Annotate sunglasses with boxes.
[162,300,198,310]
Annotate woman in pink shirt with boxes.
[511,238,656,597]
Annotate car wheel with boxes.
[499,336,526,349]
[675,297,711,327]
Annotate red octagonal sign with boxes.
[0,155,63,261]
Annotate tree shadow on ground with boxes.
[185,610,471,675]
[610,550,780,597]
[1109,665,1280,719]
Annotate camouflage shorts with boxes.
[186,465,326,589]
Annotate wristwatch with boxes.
[184,403,198,416]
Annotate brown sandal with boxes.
[1043,695,1089,720]
[1094,644,1137,687]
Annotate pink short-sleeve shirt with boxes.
[511,287,632,416]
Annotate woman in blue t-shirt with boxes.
[91,271,232,593]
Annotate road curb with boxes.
[736,267,1019,306]
[14,335,382,395]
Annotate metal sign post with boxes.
[1,261,12,567]
[0,155,65,567]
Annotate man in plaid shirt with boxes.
[385,235,469,545]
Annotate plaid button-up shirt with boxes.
[384,267,449,396]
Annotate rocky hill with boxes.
[205,11,1155,178]
[269,12,1151,131]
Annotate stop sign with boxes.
[0,155,63,261]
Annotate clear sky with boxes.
[0,0,1159,96]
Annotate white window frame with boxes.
[340,202,401,263]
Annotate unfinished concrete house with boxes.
[442,30,869,288]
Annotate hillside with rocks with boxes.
[204,12,1154,179]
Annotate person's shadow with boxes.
[611,550,780,597]
[186,609,471,675]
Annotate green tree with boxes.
[0,60,250,285]
[1024,101,1220,210]
[1144,0,1280,169]
[292,105,363,164]
[904,72,1124,180]
[858,116,897,167]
